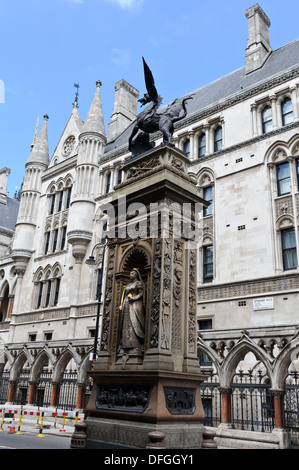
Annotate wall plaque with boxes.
[164,386,196,415]
[95,384,151,413]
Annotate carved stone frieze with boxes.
[198,273,299,302]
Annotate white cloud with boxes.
[106,0,144,10]
[110,48,132,68]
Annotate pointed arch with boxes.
[52,347,78,383]
[219,335,273,389]
[10,350,30,381]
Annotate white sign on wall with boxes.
[253,297,274,311]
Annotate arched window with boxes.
[105,172,111,194]
[261,106,272,134]
[203,245,214,282]
[214,126,222,152]
[281,228,297,270]
[183,139,191,158]
[203,186,213,217]
[198,133,206,158]
[281,98,293,126]
[277,162,291,196]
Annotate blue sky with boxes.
[1,0,299,196]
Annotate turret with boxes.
[67,81,106,262]
[11,114,49,273]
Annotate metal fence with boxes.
[201,369,275,432]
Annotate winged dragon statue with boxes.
[128,58,194,156]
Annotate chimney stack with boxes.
[245,4,272,74]
[107,80,139,143]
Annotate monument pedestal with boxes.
[85,144,209,449]
[85,369,206,449]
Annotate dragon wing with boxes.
[140,57,159,105]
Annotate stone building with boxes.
[1,3,299,448]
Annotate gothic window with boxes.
[198,319,213,366]
[281,98,293,126]
[52,228,59,252]
[214,126,222,152]
[203,186,213,217]
[198,133,206,158]
[44,230,50,255]
[58,191,64,212]
[37,281,43,309]
[34,264,62,309]
[281,228,297,270]
[277,162,291,196]
[60,226,67,251]
[117,169,123,185]
[183,139,191,158]
[44,177,72,256]
[50,194,55,215]
[66,187,72,209]
[203,245,214,282]
[54,278,60,306]
[262,106,273,134]
[106,172,111,194]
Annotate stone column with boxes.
[76,382,85,410]
[220,388,232,426]
[7,381,16,404]
[27,382,36,405]
[251,104,258,137]
[270,95,278,129]
[50,382,59,407]
[271,389,285,429]
[6,296,14,319]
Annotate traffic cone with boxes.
[8,414,16,434]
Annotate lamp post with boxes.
[85,237,107,363]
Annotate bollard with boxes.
[0,408,5,432]
[70,421,87,449]
[202,428,218,449]
[37,412,45,438]
[146,431,166,449]
[16,405,23,435]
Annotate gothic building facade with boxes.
[1,4,299,448]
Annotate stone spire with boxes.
[27,114,49,167]
[82,80,106,140]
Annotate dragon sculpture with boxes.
[128,57,194,156]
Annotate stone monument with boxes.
[85,59,209,449]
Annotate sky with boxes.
[1,0,299,196]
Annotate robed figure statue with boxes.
[119,269,145,361]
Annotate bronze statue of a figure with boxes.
[129,57,194,156]
[119,269,145,361]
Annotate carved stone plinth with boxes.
[85,369,206,448]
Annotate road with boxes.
[0,430,71,449]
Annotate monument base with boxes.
[85,416,205,449]
[85,369,206,449]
